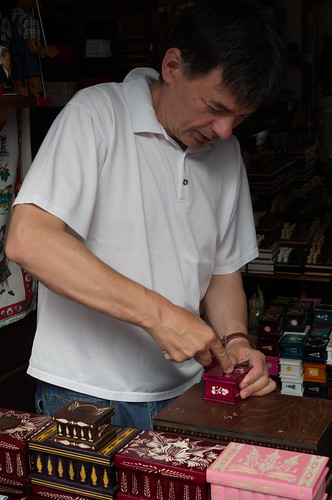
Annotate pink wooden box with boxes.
[206,441,329,500]
[203,365,250,405]
[114,430,224,500]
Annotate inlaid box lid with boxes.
[207,441,329,499]
[115,430,224,484]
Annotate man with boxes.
[6,0,287,429]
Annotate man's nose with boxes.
[211,116,236,141]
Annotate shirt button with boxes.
[183,179,189,186]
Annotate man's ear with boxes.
[161,48,182,84]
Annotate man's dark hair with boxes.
[167,0,287,108]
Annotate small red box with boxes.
[207,441,329,499]
[202,365,250,405]
[114,430,224,500]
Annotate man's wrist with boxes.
[221,332,255,349]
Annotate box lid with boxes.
[206,441,329,499]
[0,408,51,452]
[114,430,224,485]
[203,365,250,384]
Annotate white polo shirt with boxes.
[15,68,258,402]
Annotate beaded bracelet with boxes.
[221,332,255,349]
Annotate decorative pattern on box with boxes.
[114,430,224,500]
[202,365,250,405]
[0,408,51,487]
[51,401,116,451]
[206,441,329,500]
[28,422,138,498]
[313,305,332,327]
[32,484,94,500]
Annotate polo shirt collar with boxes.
[123,68,163,135]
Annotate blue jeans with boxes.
[35,380,176,431]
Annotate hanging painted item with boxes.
[0,108,35,327]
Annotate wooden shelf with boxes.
[242,272,331,283]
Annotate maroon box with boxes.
[114,430,225,500]
[0,408,51,486]
[202,365,250,405]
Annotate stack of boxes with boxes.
[0,408,50,498]
[257,297,294,380]
[302,304,332,399]
[28,400,139,500]
[279,300,313,397]
[256,298,332,399]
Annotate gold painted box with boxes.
[28,422,139,500]
[114,430,224,500]
[206,441,329,500]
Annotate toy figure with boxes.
[0,0,59,95]
[0,46,12,91]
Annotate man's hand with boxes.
[144,295,233,371]
[225,338,276,398]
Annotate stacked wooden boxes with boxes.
[28,401,139,500]
[257,298,291,379]
[206,441,329,500]
[303,305,332,399]
[0,408,50,498]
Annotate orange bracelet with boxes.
[221,332,255,349]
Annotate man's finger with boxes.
[210,338,233,372]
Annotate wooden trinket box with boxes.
[28,422,139,500]
[304,363,327,383]
[153,384,332,465]
[283,300,313,332]
[303,337,329,364]
[258,333,283,356]
[0,408,50,490]
[313,304,332,327]
[280,377,304,397]
[303,382,327,399]
[51,401,116,451]
[32,484,93,500]
[202,365,250,405]
[114,430,224,500]
[265,355,280,376]
[279,358,304,378]
[281,333,307,359]
[206,441,329,500]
